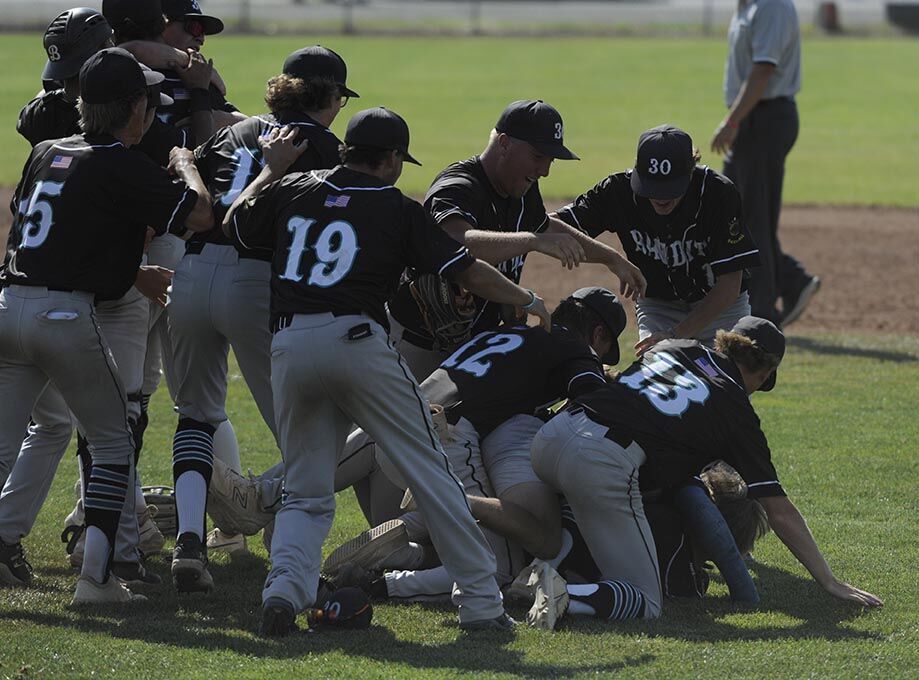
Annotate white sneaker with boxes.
[137,506,165,557]
[72,574,147,605]
[506,560,539,602]
[207,458,274,535]
[322,519,408,578]
[206,528,248,555]
[524,561,569,631]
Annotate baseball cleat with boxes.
[781,275,821,326]
[172,532,214,594]
[459,612,517,632]
[207,458,273,536]
[71,574,147,605]
[137,506,166,557]
[525,561,569,631]
[111,560,162,586]
[206,528,248,555]
[0,538,34,587]
[259,597,298,637]
[506,560,539,603]
[322,519,408,578]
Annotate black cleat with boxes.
[112,560,162,586]
[781,275,821,326]
[0,538,33,587]
[459,612,517,632]
[259,597,297,637]
[172,532,214,593]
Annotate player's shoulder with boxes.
[428,157,483,194]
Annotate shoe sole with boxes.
[526,564,569,631]
[782,277,821,326]
[322,519,407,577]
[0,563,30,588]
[172,560,214,594]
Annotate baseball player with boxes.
[165,45,359,585]
[387,99,645,381]
[5,10,207,584]
[223,106,553,635]
[524,316,882,627]
[556,125,760,358]
[0,47,213,601]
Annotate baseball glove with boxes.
[142,485,177,538]
[409,274,476,351]
[700,460,747,501]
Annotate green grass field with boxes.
[1,35,918,205]
[1,330,917,678]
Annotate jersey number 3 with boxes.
[619,351,710,416]
[280,216,358,287]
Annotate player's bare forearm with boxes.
[221,164,276,236]
[120,40,189,71]
[467,495,560,559]
[759,495,838,586]
[452,260,550,330]
[546,215,617,264]
[169,149,214,232]
[673,271,742,339]
[727,63,776,126]
[459,229,541,265]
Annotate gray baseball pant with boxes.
[263,313,503,623]
[141,234,185,400]
[636,292,750,344]
[530,408,662,618]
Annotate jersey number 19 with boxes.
[280,216,358,287]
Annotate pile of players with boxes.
[0,0,881,637]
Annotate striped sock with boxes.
[172,419,216,541]
[83,463,131,578]
[567,580,646,620]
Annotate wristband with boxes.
[189,88,210,113]
[521,289,537,311]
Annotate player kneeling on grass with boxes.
[522,316,882,626]
[0,48,213,601]
[222,107,553,636]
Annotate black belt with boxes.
[185,241,273,262]
[398,324,435,351]
[565,404,634,450]
[757,96,795,106]
[271,310,366,334]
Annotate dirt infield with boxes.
[1,186,915,334]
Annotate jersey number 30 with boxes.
[619,351,710,416]
[280,216,358,287]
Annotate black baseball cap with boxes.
[161,0,224,35]
[570,287,627,365]
[630,124,695,200]
[283,46,359,98]
[345,107,421,165]
[495,99,579,160]
[80,47,170,105]
[730,315,786,391]
[102,0,163,28]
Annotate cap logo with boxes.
[190,0,201,10]
[554,122,563,140]
[47,44,61,61]
[648,158,672,175]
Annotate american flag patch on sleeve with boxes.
[50,155,72,169]
[693,357,720,379]
[324,194,350,208]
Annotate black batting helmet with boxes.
[42,8,114,81]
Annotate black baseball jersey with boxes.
[3,134,197,300]
[389,156,550,342]
[227,166,475,329]
[557,166,760,302]
[156,74,238,127]
[573,339,784,498]
[193,111,342,253]
[420,324,606,438]
[17,90,189,167]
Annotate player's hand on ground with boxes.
[711,120,739,155]
[608,256,646,301]
[824,579,883,608]
[634,330,673,357]
[170,49,214,90]
[167,147,197,176]
[135,265,174,308]
[259,126,308,175]
[535,232,586,269]
[522,294,551,331]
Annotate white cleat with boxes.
[207,458,274,536]
[205,528,248,556]
[72,575,147,605]
[524,561,569,631]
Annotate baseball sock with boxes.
[567,580,646,620]
[82,463,131,582]
[545,528,574,570]
[212,419,242,473]
[172,418,216,541]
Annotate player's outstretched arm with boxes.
[758,495,883,607]
[168,147,214,232]
[451,260,550,330]
[119,41,227,94]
